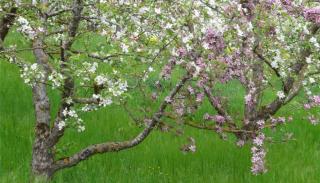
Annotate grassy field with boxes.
[1,48,320,182]
[0,63,320,183]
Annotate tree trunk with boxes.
[31,85,54,180]
[31,38,54,181]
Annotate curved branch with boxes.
[51,73,191,172]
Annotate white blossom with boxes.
[277,91,286,99]
[271,61,279,69]
[154,8,161,14]
[78,125,85,132]
[58,121,66,131]
[121,43,129,53]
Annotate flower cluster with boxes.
[48,71,64,89]
[16,16,36,39]
[251,133,267,175]
[304,95,320,125]
[61,108,85,132]
[20,63,45,86]
[304,7,320,24]
[160,59,176,80]
[203,28,225,55]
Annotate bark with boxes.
[31,38,54,178]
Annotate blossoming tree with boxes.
[126,0,320,175]
[0,0,195,179]
[0,0,320,181]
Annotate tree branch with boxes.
[51,73,191,172]
[257,24,320,119]
[48,0,84,148]
[203,85,237,129]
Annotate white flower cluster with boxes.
[310,37,320,50]
[94,75,108,86]
[94,75,128,96]
[92,94,113,107]
[76,62,99,85]
[61,108,85,132]
[277,91,286,100]
[48,71,64,88]
[16,16,36,39]
[113,80,128,96]
[20,63,45,86]
[81,104,98,112]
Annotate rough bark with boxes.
[31,38,54,178]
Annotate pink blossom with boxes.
[160,59,176,79]
[196,92,204,102]
[308,115,318,125]
[175,106,184,116]
[161,64,172,79]
[187,85,195,95]
[253,133,265,147]
[236,139,245,147]
[203,113,213,121]
[304,7,320,24]
[165,96,172,103]
[177,47,187,57]
[213,115,225,124]
[195,57,206,70]
[313,95,320,104]
[304,103,311,110]
[203,28,225,55]
[278,117,286,124]
[256,120,265,129]
[251,147,267,175]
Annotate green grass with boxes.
[1,45,320,182]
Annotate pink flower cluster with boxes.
[304,7,320,24]
[220,52,247,84]
[313,95,320,104]
[196,92,204,103]
[251,133,267,175]
[308,115,318,125]
[161,58,176,79]
[177,47,187,57]
[270,116,287,124]
[304,95,320,109]
[203,28,225,55]
[203,113,225,124]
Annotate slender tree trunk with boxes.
[31,38,54,181]
[31,85,54,180]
